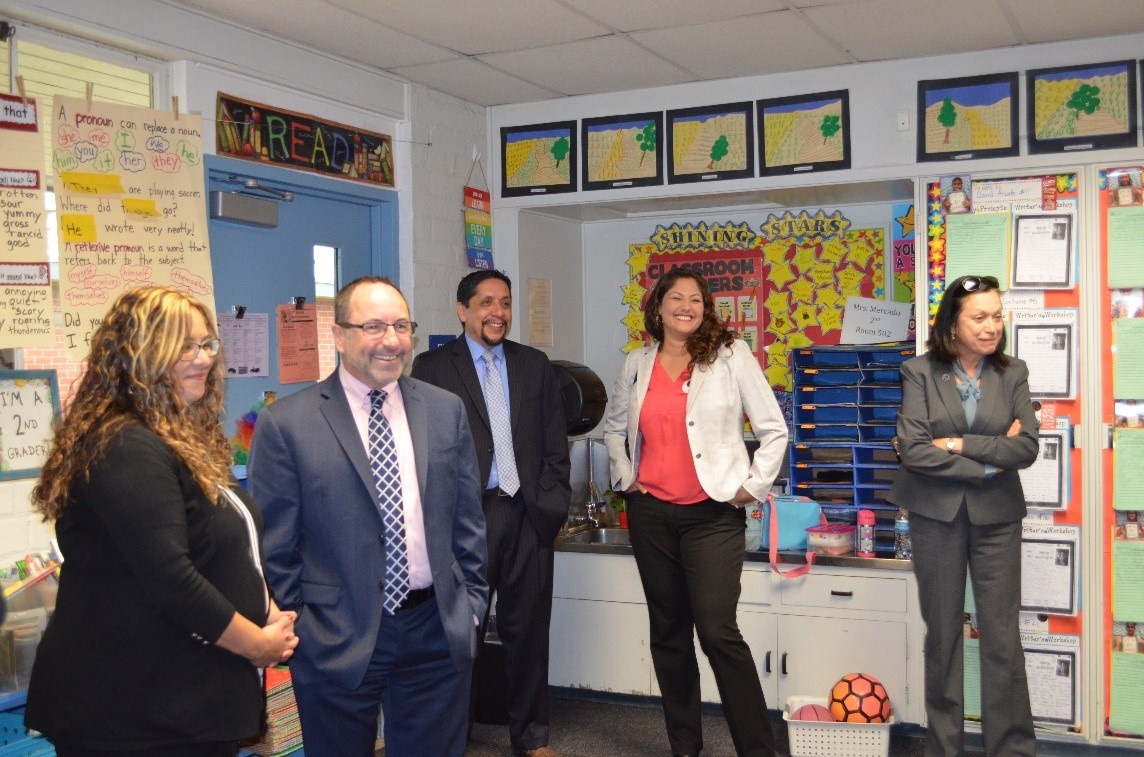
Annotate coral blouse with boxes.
[636,354,707,505]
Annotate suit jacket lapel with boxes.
[503,341,527,435]
[972,363,1001,433]
[398,376,430,497]
[449,336,491,431]
[685,356,708,414]
[932,361,968,433]
[319,373,377,504]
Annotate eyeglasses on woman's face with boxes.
[179,338,221,361]
[957,275,999,293]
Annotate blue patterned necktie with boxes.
[482,350,519,495]
[368,389,409,614]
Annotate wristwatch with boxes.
[946,438,957,454]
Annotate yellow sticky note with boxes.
[122,198,161,217]
[58,214,97,242]
[59,172,125,194]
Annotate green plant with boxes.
[606,490,626,513]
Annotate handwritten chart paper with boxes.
[53,96,215,360]
[1108,205,1144,288]
[0,93,53,347]
[1113,539,1144,619]
[1114,318,1144,399]
[945,212,1010,288]
[1111,652,1144,735]
[1114,429,1144,510]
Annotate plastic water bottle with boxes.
[894,508,912,560]
[856,509,876,558]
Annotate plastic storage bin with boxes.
[806,523,855,555]
[783,695,893,757]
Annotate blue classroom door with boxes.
[205,155,398,429]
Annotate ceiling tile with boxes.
[633,11,851,80]
[479,35,697,96]
[170,0,458,68]
[803,0,1020,61]
[330,0,610,55]
[1002,0,1144,43]
[392,59,561,106]
[561,0,785,33]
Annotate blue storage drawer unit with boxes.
[793,385,859,405]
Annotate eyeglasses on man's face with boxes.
[337,320,417,337]
[179,338,221,361]
[957,276,999,293]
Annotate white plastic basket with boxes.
[783,695,893,757]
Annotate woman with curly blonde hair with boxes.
[25,286,298,757]
[604,269,788,757]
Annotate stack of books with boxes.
[249,666,303,756]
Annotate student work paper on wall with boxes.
[52,96,214,361]
[0,92,53,347]
[944,212,1009,287]
[964,632,1080,727]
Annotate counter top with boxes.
[555,533,913,571]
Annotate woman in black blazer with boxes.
[889,275,1039,756]
[25,287,298,756]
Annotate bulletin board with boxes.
[929,171,1085,731]
[619,209,884,392]
[1099,163,1144,738]
[0,370,60,480]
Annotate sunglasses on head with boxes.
[957,275,999,293]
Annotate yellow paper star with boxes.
[765,290,792,315]
[815,287,842,310]
[793,303,819,327]
[896,205,915,238]
[819,239,847,264]
[765,363,792,392]
[789,277,816,304]
[768,313,796,337]
[793,245,818,273]
[818,307,843,334]
[763,241,791,266]
[787,332,814,349]
[768,261,797,289]
[622,308,646,333]
[621,280,645,306]
[847,241,876,268]
[837,266,865,290]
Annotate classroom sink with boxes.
[558,527,631,546]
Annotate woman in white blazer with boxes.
[604,269,787,757]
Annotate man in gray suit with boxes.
[249,276,487,757]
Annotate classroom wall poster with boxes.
[52,96,215,361]
[0,92,53,347]
[619,210,884,391]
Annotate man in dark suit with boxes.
[411,270,570,757]
[249,276,487,757]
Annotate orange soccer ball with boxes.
[828,672,893,723]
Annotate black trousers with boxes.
[479,491,555,751]
[627,492,775,757]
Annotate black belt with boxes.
[483,487,513,498]
[396,585,434,611]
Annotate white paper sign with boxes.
[840,296,913,344]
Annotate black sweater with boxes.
[25,423,267,750]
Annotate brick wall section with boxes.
[408,84,486,345]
